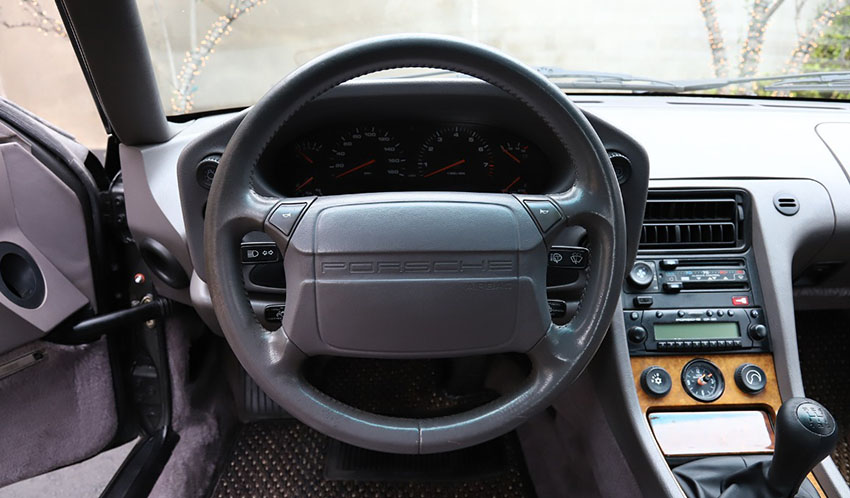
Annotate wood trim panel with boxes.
[631,353,825,496]
[631,353,781,415]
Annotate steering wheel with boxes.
[205,34,626,454]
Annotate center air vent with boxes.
[640,190,747,251]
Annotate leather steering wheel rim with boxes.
[205,34,627,454]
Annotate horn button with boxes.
[283,197,551,356]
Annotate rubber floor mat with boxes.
[209,420,536,498]
[796,310,850,484]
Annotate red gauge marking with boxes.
[501,176,522,192]
[500,145,522,164]
[423,159,466,178]
[335,158,376,179]
[295,176,314,191]
[297,149,314,164]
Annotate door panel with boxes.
[0,139,91,352]
[0,101,120,487]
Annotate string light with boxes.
[171,0,268,114]
[699,0,728,77]
[1,0,66,37]
[785,1,846,74]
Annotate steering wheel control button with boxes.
[524,200,561,233]
[240,243,279,264]
[264,304,286,323]
[640,366,672,397]
[628,261,655,288]
[735,363,767,394]
[627,326,647,344]
[547,299,568,318]
[268,203,307,236]
[548,246,589,269]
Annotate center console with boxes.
[623,189,828,497]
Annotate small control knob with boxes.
[628,261,654,289]
[749,324,768,341]
[734,363,767,394]
[627,326,647,344]
[640,366,672,397]
[196,154,221,190]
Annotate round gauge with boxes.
[681,359,725,402]
[286,139,324,196]
[328,126,405,191]
[417,126,493,189]
[494,141,531,193]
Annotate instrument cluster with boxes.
[264,123,551,196]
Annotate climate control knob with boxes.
[628,261,654,289]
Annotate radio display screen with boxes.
[654,322,740,340]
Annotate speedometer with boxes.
[328,126,405,193]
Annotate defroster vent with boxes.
[640,190,747,251]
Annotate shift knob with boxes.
[767,397,838,496]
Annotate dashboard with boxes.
[263,123,551,196]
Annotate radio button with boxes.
[674,341,684,349]
[706,310,713,317]
[633,296,654,308]
[627,326,647,344]
[682,340,694,349]
[629,311,640,321]
[749,324,768,341]
[733,340,742,347]
[655,311,664,318]
[660,259,679,270]
[750,309,760,318]
[727,310,735,316]
[717,310,725,317]
[663,282,683,293]
[677,310,686,318]
[709,340,718,349]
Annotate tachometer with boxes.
[417,126,493,189]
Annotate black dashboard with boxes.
[262,122,551,196]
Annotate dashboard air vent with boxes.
[640,190,747,251]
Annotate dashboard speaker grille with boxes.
[639,191,746,251]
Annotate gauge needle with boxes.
[295,176,314,191]
[297,149,314,164]
[697,373,712,386]
[500,145,521,164]
[424,159,465,178]
[502,176,522,192]
[335,158,376,179]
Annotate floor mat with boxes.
[209,421,536,498]
[796,310,850,484]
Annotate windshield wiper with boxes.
[676,71,850,92]
[534,66,685,92]
[389,66,685,92]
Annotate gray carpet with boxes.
[0,338,117,487]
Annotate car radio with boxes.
[623,257,770,356]
[625,307,769,355]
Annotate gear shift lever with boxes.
[674,397,839,498]
[765,397,838,496]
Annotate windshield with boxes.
[137,0,850,115]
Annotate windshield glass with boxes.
[136,0,850,115]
